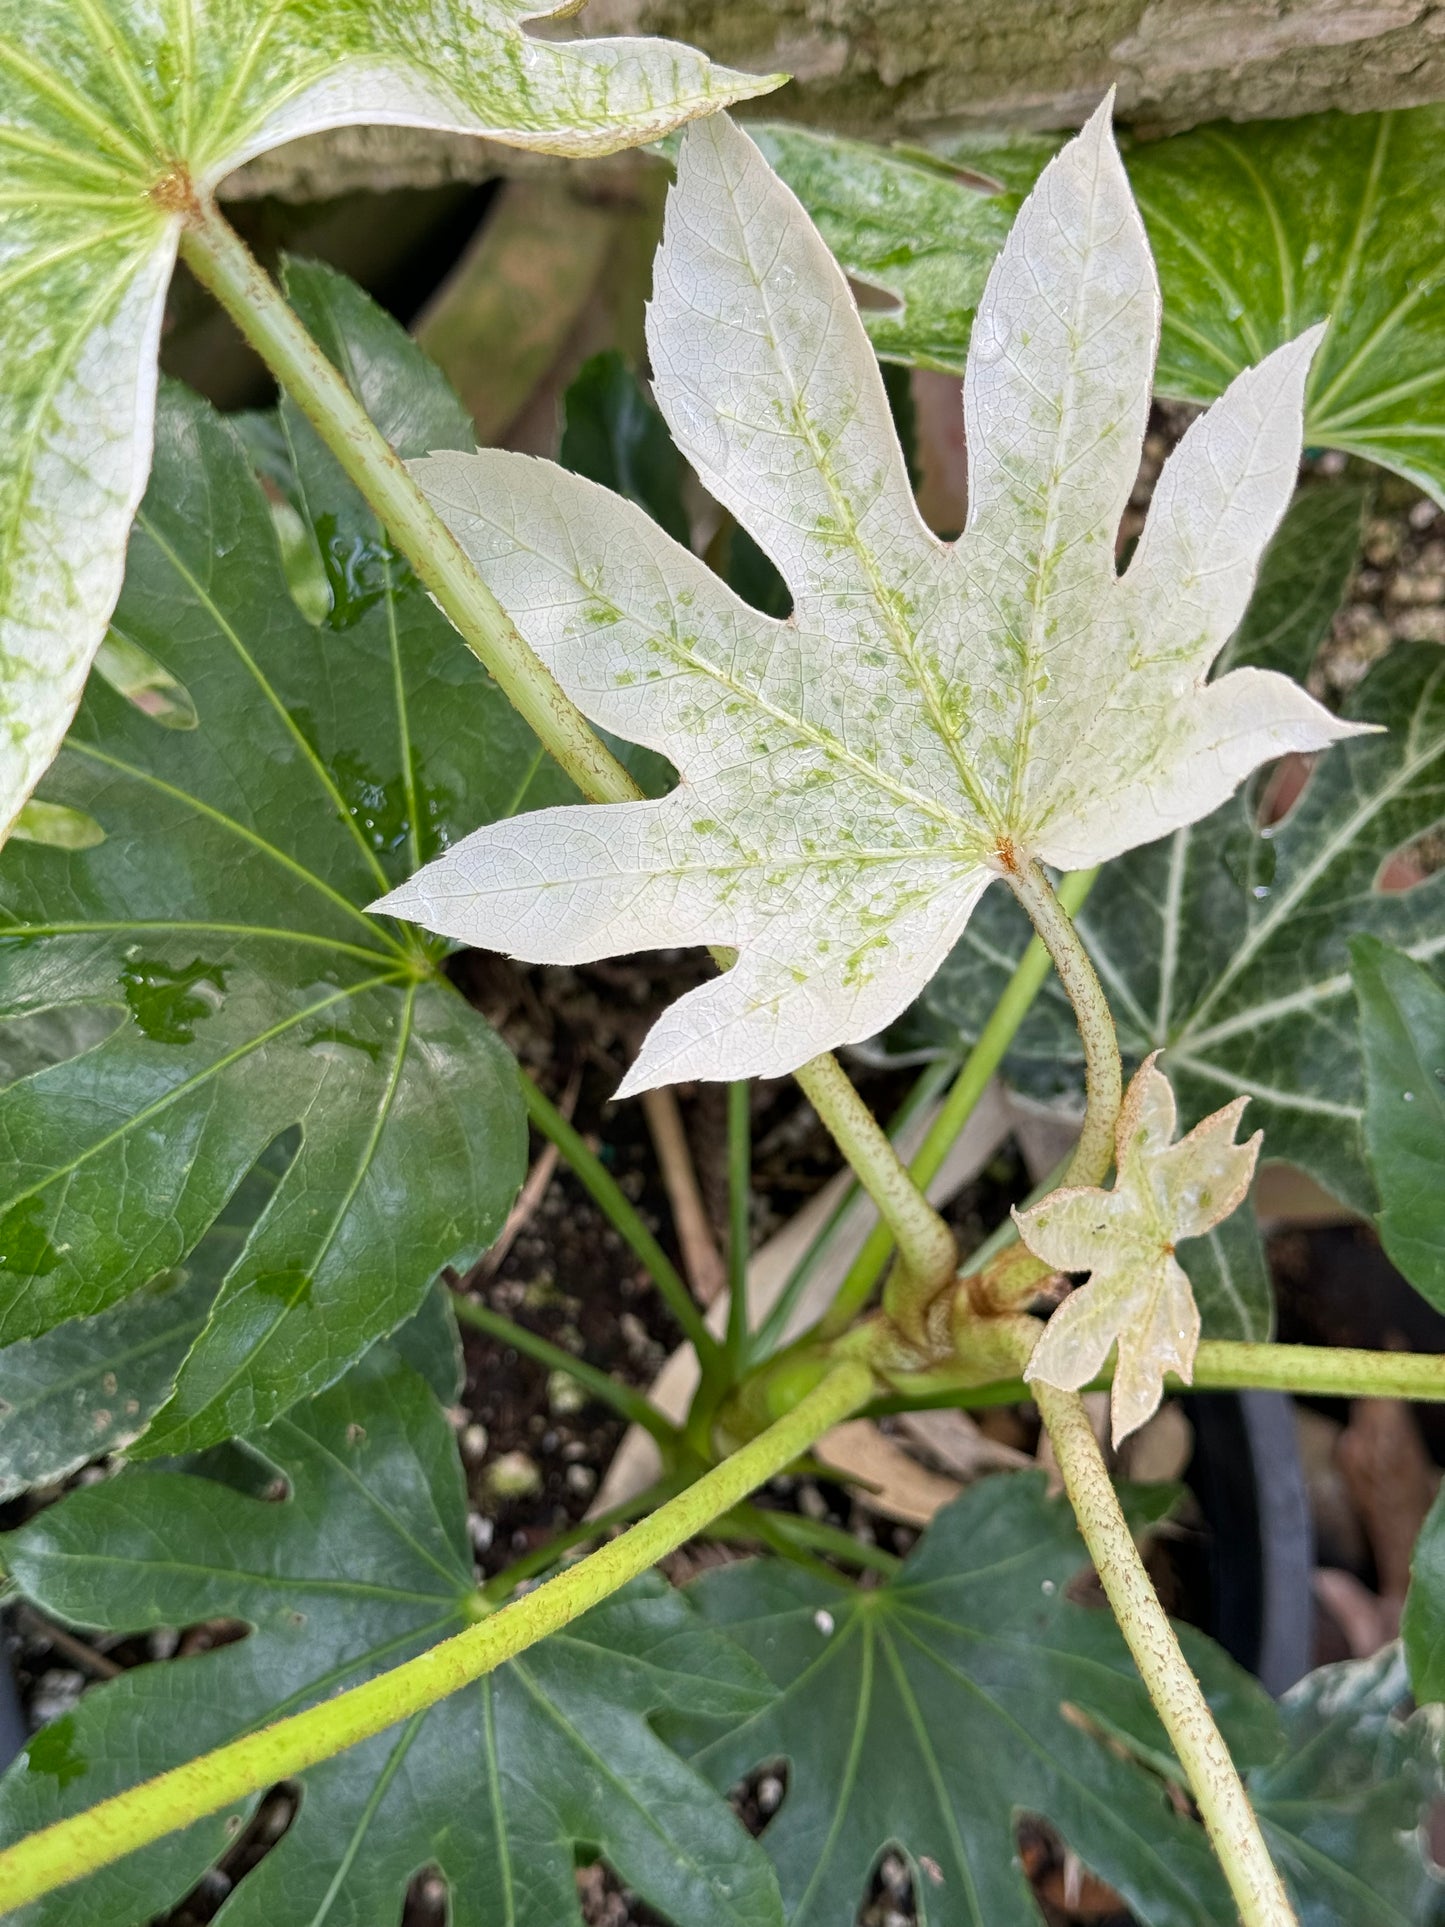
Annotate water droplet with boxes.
[1403,1090,1417,1103]
[974,314,1009,364]
[812,1609,835,1636]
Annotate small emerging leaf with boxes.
[379,102,1359,1091]
[1018,1055,1261,1444]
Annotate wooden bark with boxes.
[227,0,1445,200]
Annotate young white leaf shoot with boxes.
[378,99,1364,1093]
[1017,1054,1261,1443]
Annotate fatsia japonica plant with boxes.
[2,1,1445,1921]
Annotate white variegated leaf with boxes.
[1018,1055,1261,1444]
[379,103,1362,1093]
[0,1,777,846]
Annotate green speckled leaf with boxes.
[377,105,1352,1092]
[675,1474,1279,1927]
[0,271,567,1451]
[1251,1646,1444,1927]
[769,107,1445,507]
[0,0,778,846]
[911,479,1430,1214]
[0,1348,783,1927]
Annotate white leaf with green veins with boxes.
[379,101,1363,1094]
[0,0,777,846]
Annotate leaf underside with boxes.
[0,1347,783,1927]
[0,0,778,842]
[380,104,1350,1092]
[0,266,560,1454]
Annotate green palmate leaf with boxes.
[0,0,778,846]
[1405,1481,1445,1706]
[0,270,569,1453]
[1353,935,1445,1310]
[744,124,1059,374]
[0,1150,277,1499]
[1250,1646,1445,1926]
[915,494,1442,1216]
[1175,1193,1273,1343]
[0,1347,782,1927]
[674,1473,1279,1927]
[1018,1057,1260,1443]
[1132,110,1445,504]
[377,105,1354,1092]
[766,108,1445,502]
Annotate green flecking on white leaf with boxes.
[377,99,1363,1094]
[1018,1054,1261,1444]
[0,0,780,849]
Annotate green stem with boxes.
[796,1052,957,1345]
[725,1081,751,1368]
[449,1291,680,1448]
[520,1072,721,1374]
[179,203,641,809]
[869,1340,1445,1412]
[1002,860,1121,1186]
[822,869,1096,1338]
[0,1361,874,1914]
[1195,1340,1445,1401]
[1034,1385,1297,1927]
[754,1055,956,1364]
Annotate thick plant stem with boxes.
[797,1052,958,1340]
[821,868,1097,1338]
[179,203,641,809]
[1195,1340,1445,1401]
[872,1338,1445,1412]
[0,1361,874,1914]
[1003,859,1121,1186]
[1035,1385,1297,1927]
[520,1073,721,1372]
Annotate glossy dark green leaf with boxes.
[0,1348,782,1927]
[677,1473,1279,1927]
[1405,1482,1445,1706]
[1353,935,1445,1309]
[1176,1193,1273,1342]
[749,124,1054,373]
[767,108,1445,500]
[0,1153,283,1498]
[560,351,691,545]
[0,273,563,1452]
[912,491,1436,1214]
[1132,110,1445,503]
[1250,1646,1444,1926]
